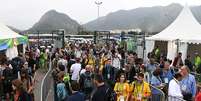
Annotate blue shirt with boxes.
[151,75,162,94]
[146,63,157,82]
[146,64,157,74]
[160,69,174,83]
[180,74,196,97]
[67,92,85,101]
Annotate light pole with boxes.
[142,32,146,60]
[95,1,102,25]
[37,31,39,48]
[94,1,102,44]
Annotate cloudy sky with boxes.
[0,0,201,30]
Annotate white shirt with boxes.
[75,50,82,58]
[168,78,183,98]
[70,63,81,81]
[36,48,40,57]
[112,57,121,69]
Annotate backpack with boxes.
[83,73,93,89]
[57,82,68,100]
[105,87,117,101]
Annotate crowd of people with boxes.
[0,47,50,101]
[51,42,201,101]
[0,40,200,101]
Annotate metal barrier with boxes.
[168,96,186,101]
[149,84,166,101]
[40,61,53,101]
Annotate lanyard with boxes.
[106,65,111,73]
[156,76,162,83]
[173,78,179,84]
[135,82,144,94]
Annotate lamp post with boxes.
[94,31,97,44]
[37,31,39,48]
[51,31,54,44]
[142,32,146,60]
[95,1,102,25]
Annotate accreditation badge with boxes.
[181,84,187,91]
[119,95,125,101]
[164,78,168,83]
[107,74,110,79]
[137,93,142,101]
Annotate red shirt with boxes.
[196,92,201,101]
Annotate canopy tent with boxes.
[0,22,28,59]
[146,4,201,60]
[0,22,28,50]
[147,4,201,43]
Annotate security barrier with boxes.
[149,84,165,101]
[168,96,186,101]
[40,61,54,101]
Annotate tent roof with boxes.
[147,4,201,43]
[0,22,23,40]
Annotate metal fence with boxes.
[168,96,186,101]
[40,61,54,101]
[149,84,165,101]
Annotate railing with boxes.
[40,61,54,101]
[168,96,186,101]
[149,84,166,101]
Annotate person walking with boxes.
[151,68,165,101]
[79,65,93,100]
[56,72,68,101]
[113,73,129,101]
[102,59,115,88]
[66,82,84,101]
[70,58,81,83]
[129,73,151,101]
[91,74,114,101]
[168,73,183,101]
[180,66,196,101]
[12,79,30,101]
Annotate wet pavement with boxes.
[33,69,47,101]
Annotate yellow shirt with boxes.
[114,82,130,101]
[129,81,151,101]
[99,56,107,71]
[85,57,95,66]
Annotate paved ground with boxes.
[46,83,54,101]
[33,68,47,101]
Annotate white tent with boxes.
[0,22,25,59]
[0,22,23,39]
[146,4,201,60]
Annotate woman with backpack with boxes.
[57,71,68,101]
[12,79,30,101]
[114,73,129,101]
